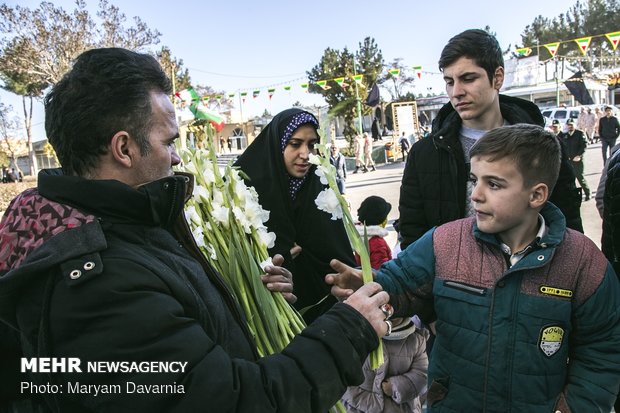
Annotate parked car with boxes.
[540,106,580,129]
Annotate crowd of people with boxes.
[0,28,619,413]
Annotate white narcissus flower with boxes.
[314,165,329,185]
[315,188,343,220]
[212,204,230,228]
[233,206,252,234]
[201,161,216,185]
[191,225,206,248]
[259,257,274,271]
[257,227,276,249]
[308,153,321,166]
[235,180,252,204]
[193,185,210,204]
[184,161,198,176]
[206,244,217,260]
[184,205,201,226]
[212,187,225,205]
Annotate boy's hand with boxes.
[325,259,364,300]
[262,254,297,304]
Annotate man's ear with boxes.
[109,131,135,169]
[493,66,505,90]
[529,183,549,208]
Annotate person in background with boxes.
[583,106,597,144]
[561,118,590,201]
[594,106,603,142]
[397,29,583,250]
[328,124,620,412]
[0,48,392,412]
[353,134,366,173]
[355,195,392,270]
[330,142,348,195]
[398,131,410,162]
[341,315,429,413]
[599,106,620,163]
[363,132,377,172]
[234,108,358,323]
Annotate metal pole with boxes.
[555,57,560,106]
[353,56,364,134]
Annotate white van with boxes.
[540,107,581,128]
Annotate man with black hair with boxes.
[0,48,391,412]
[398,29,583,249]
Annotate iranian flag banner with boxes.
[176,88,225,132]
[574,37,592,55]
[516,47,532,57]
[544,42,560,57]
[606,31,620,50]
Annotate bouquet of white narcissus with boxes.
[179,146,305,357]
[309,146,385,369]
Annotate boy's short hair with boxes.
[469,124,561,192]
[438,29,503,83]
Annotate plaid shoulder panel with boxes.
[0,188,96,272]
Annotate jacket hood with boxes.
[432,94,545,138]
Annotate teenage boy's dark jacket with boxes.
[0,170,378,412]
[398,95,583,248]
[603,149,620,276]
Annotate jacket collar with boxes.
[474,202,566,249]
[38,169,193,228]
[431,94,545,148]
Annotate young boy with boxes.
[355,195,392,269]
[327,124,620,412]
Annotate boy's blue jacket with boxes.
[377,203,620,412]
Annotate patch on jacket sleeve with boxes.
[539,285,573,298]
[539,325,565,357]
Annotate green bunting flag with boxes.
[574,37,592,55]
[252,90,260,99]
[352,74,363,85]
[516,47,532,57]
[284,85,292,91]
[413,65,422,79]
[268,88,276,100]
[544,42,560,57]
[334,77,348,88]
[606,31,620,50]
[388,68,400,77]
[228,92,236,98]
[300,83,309,90]
[317,80,331,90]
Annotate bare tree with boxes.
[0,0,161,175]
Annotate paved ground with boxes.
[345,140,606,252]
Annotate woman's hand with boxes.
[261,254,297,304]
[290,243,302,259]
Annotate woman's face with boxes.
[283,124,319,178]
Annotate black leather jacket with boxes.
[0,170,377,412]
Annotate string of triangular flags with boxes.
[515,30,620,58]
[198,65,424,103]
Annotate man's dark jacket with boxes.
[399,94,583,248]
[603,150,620,276]
[0,170,378,412]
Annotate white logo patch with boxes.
[539,326,564,357]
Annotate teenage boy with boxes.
[327,124,620,412]
[398,29,583,250]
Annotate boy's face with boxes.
[469,155,544,241]
[442,57,503,127]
